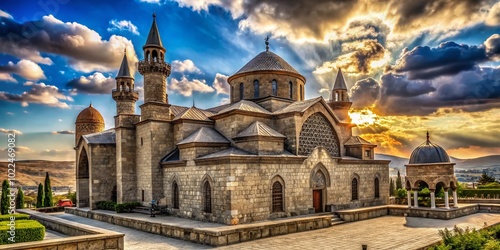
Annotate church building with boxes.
[74,15,390,225]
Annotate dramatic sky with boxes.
[1,0,500,161]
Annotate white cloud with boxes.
[212,73,229,95]
[173,0,244,18]
[0,74,16,83]
[138,0,163,4]
[486,2,500,26]
[169,76,214,97]
[0,128,23,134]
[219,97,230,105]
[0,59,46,81]
[52,130,74,134]
[0,9,13,19]
[6,112,13,115]
[108,20,140,35]
[66,72,115,94]
[171,59,202,74]
[0,82,72,108]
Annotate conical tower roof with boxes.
[116,52,132,79]
[144,13,163,48]
[333,68,347,90]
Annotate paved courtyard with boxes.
[50,213,500,250]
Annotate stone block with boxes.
[227,232,240,244]
[105,238,119,249]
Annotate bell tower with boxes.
[328,68,352,122]
[113,50,139,116]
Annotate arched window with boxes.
[374,177,380,198]
[172,181,179,209]
[254,80,259,98]
[202,180,211,213]
[289,81,293,99]
[272,181,283,212]
[146,50,150,61]
[272,79,278,96]
[152,50,158,62]
[239,83,244,100]
[352,178,358,201]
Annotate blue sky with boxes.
[1,0,500,160]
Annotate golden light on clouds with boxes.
[349,108,377,126]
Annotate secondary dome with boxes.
[409,132,450,164]
[76,104,104,124]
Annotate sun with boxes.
[349,108,377,126]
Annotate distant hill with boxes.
[0,160,74,191]
[375,154,500,171]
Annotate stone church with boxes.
[74,15,390,225]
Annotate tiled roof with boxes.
[160,148,179,162]
[215,100,271,115]
[344,136,374,146]
[333,68,347,90]
[83,129,115,144]
[173,106,214,121]
[177,127,229,145]
[170,105,189,116]
[234,51,300,75]
[145,15,163,47]
[198,147,252,159]
[206,103,231,113]
[234,121,285,139]
[116,53,132,78]
[273,97,322,115]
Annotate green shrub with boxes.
[0,219,45,244]
[114,202,141,213]
[96,201,116,211]
[460,189,500,198]
[431,225,500,250]
[0,214,29,221]
[478,183,500,189]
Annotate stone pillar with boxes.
[413,190,419,208]
[453,190,458,208]
[444,189,450,209]
[407,190,412,208]
[430,191,436,209]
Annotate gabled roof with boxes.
[344,136,374,146]
[214,100,271,116]
[197,147,252,159]
[273,97,322,115]
[145,14,163,47]
[170,105,189,116]
[234,51,300,75]
[173,106,214,122]
[234,121,285,139]
[177,127,229,145]
[116,52,132,78]
[333,68,347,90]
[82,129,115,144]
[160,148,179,162]
[206,103,231,113]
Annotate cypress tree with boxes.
[36,183,44,208]
[396,170,403,190]
[44,172,53,207]
[16,186,24,209]
[1,180,10,214]
[389,178,395,196]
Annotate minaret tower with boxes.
[112,50,139,116]
[138,13,171,120]
[328,68,352,122]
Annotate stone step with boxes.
[330,214,345,226]
[331,220,346,226]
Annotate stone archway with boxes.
[310,164,330,213]
[77,148,90,207]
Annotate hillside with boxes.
[0,160,75,191]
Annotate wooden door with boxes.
[313,190,323,213]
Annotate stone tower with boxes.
[113,50,140,203]
[75,104,105,145]
[328,68,352,122]
[135,14,173,205]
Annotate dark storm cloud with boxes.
[339,18,391,46]
[380,73,436,97]
[66,73,115,94]
[485,34,500,59]
[350,78,381,108]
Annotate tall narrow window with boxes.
[272,79,278,96]
[141,190,144,202]
[272,181,283,212]
[374,177,380,198]
[203,181,212,213]
[254,80,259,98]
[300,85,304,100]
[230,86,234,102]
[239,83,244,100]
[172,181,179,209]
[352,178,358,201]
[289,81,293,99]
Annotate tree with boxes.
[389,178,395,196]
[15,186,24,209]
[44,172,53,207]
[396,171,403,190]
[36,183,44,208]
[1,180,10,214]
[478,173,496,185]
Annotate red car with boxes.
[57,199,74,207]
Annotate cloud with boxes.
[0,14,137,72]
[66,72,115,94]
[380,73,436,98]
[138,0,163,4]
[219,97,230,105]
[169,76,214,97]
[171,59,202,74]
[0,59,46,82]
[0,82,72,108]
[485,34,500,60]
[350,78,381,108]
[173,0,244,18]
[107,20,140,35]
[0,9,13,19]
[212,73,229,95]
[486,2,500,26]
[0,128,22,134]
[52,130,75,134]
[6,112,13,115]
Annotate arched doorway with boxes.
[311,164,330,213]
[77,148,90,207]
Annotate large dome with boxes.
[231,51,303,79]
[76,104,104,124]
[409,132,450,164]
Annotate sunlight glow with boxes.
[349,108,377,126]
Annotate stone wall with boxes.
[143,73,167,103]
[173,121,214,145]
[116,127,137,203]
[215,114,271,140]
[229,73,305,103]
[90,144,117,208]
[406,163,456,190]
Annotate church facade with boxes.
[74,15,390,225]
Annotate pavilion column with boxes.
[407,189,412,208]
[430,190,436,209]
[444,188,450,209]
[413,190,419,208]
[453,190,458,208]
